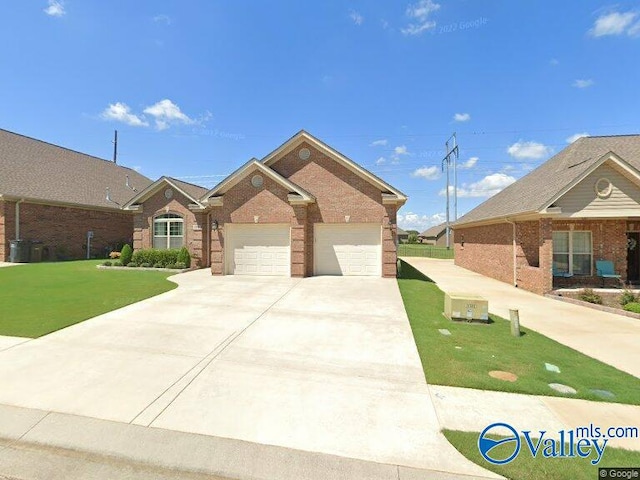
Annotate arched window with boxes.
[153,213,184,249]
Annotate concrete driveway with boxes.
[0,270,495,478]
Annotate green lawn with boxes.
[0,261,178,338]
[397,260,640,405]
[397,243,454,259]
[444,429,640,480]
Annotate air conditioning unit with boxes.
[444,293,489,322]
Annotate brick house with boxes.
[125,131,407,277]
[418,223,452,246]
[453,135,640,294]
[0,129,152,262]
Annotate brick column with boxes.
[211,226,224,275]
[290,205,307,277]
[382,205,398,278]
[133,212,145,251]
[539,218,553,293]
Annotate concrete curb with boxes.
[96,265,191,273]
[544,293,640,320]
[0,404,497,480]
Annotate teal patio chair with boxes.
[596,260,621,287]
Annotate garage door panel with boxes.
[227,225,291,276]
[315,224,381,276]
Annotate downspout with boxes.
[15,199,24,241]
[505,218,517,287]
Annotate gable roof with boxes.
[397,227,409,236]
[201,158,315,203]
[420,223,447,238]
[455,134,640,226]
[123,176,209,209]
[262,130,407,205]
[0,128,152,209]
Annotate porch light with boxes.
[212,220,219,231]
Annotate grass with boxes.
[0,261,178,338]
[444,429,640,480]
[397,243,454,259]
[397,260,640,405]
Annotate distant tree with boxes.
[408,232,419,244]
[406,230,419,235]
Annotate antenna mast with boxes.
[112,130,118,164]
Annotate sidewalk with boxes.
[430,385,640,451]
[402,257,640,378]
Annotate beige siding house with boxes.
[453,135,640,294]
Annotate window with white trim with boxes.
[552,231,592,275]
[153,213,184,249]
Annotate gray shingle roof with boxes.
[165,177,208,201]
[455,135,640,226]
[419,223,447,238]
[397,227,409,236]
[0,128,152,209]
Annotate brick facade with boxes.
[0,200,133,261]
[204,142,399,277]
[455,217,630,295]
[133,188,208,268]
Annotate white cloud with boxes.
[402,0,440,36]
[132,166,143,172]
[370,139,388,147]
[412,166,440,180]
[101,103,148,127]
[589,11,637,37]
[550,58,559,66]
[44,0,65,17]
[566,132,589,143]
[453,112,471,122]
[394,145,409,155]
[629,21,640,37]
[573,79,594,89]
[507,141,552,159]
[143,99,195,130]
[459,156,478,169]
[397,211,445,232]
[376,157,386,165]
[153,14,171,25]
[391,145,410,163]
[349,10,364,25]
[439,173,516,198]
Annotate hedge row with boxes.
[130,247,191,268]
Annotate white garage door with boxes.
[314,224,381,276]
[226,224,291,276]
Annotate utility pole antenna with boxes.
[441,133,459,249]
[112,130,118,164]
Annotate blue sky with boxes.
[1,1,639,231]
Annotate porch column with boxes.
[539,218,553,293]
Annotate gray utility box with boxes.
[30,241,43,262]
[444,292,489,322]
[9,240,31,263]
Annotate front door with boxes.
[627,232,640,282]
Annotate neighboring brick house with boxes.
[0,129,152,262]
[125,130,407,277]
[418,223,452,246]
[453,135,640,294]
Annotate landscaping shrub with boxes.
[120,244,133,266]
[177,247,191,268]
[103,261,112,267]
[140,263,151,268]
[113,260,123,267]
[620,289,637,306]
[579,288,603,305]
[153,262,163,269]
[126,262,137,268]
[174,262,187,269]
[623,302,640,314]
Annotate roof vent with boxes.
[298,148,310,160]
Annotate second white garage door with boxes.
[226,224,290,276]
[314,224,381,276]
